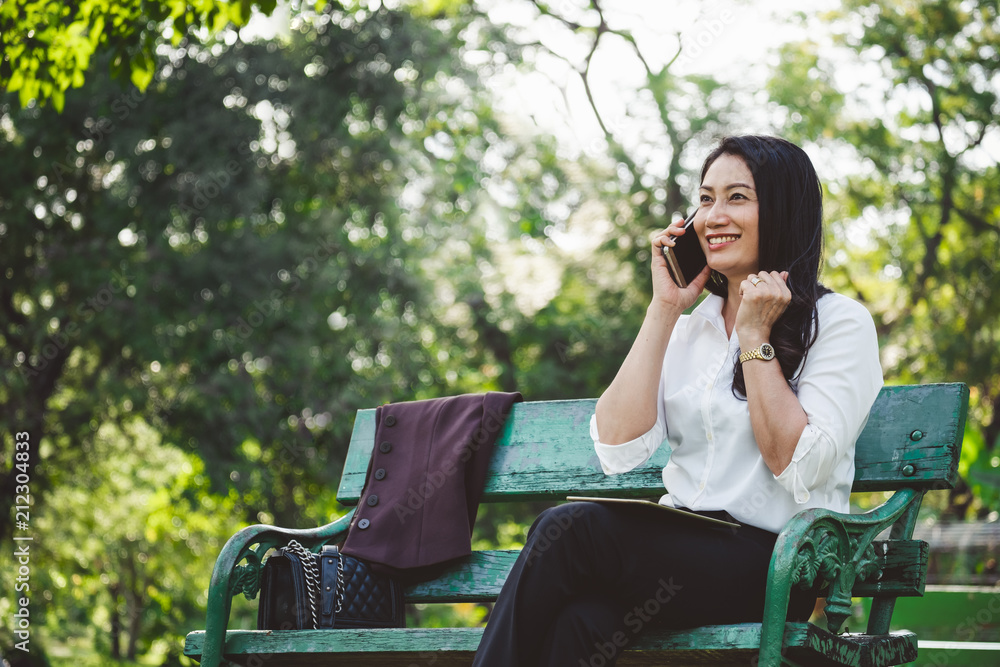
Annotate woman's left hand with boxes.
[735,271,791,343]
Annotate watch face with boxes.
[760,343,775,360]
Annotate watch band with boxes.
[739,343,775,364]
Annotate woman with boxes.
[472,135,883,666]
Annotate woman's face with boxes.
[693,153,760,283]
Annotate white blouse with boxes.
[591,292,883,533]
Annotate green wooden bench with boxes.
[185,382,968,666]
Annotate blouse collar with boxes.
[691,293,727,337]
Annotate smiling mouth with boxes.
[708,235,740,246]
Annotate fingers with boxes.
[687,264,712,292]
[745,271,789,289]
[735,271,792,338]
[739,271,791,299]
[738,278,750,297]
[652,232,671,254]
[652,218,689,251]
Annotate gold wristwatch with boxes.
[739,343,775,364]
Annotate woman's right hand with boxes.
[650,218,711,311]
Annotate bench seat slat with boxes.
[184,624,916,666]
[183,626,763,665]
[403,550,518,603]
[184,626,760,666]
[401,541,927,604]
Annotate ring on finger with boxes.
[750,276,762,286]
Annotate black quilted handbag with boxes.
[257,540,405,630]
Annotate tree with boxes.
[1,0,759,658]
[0,1,548,659]
[0,0,280,110]
[418,0,749,402]
[767,0,1000,518]
[27,420,247,663]
[0,0,523,539]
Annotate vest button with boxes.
[385,415,397,426]
[358,518,370,529]
[367,494,379,507]
[374,468,386,480]
[379,441,392,453]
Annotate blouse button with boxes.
[385,415,397,427]
[374,468,386,480]
[379,441,392,454]
[358,518,370,529]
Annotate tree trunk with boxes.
[984,390,1000,453]
[109,581,122,661]
[122,548,144,661]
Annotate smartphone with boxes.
[661,210,707,288]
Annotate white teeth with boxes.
[709,235,739,245]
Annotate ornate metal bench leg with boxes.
[198,511,356,666]
[866,596,897,635]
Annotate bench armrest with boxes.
[199,509,356,667]
[757,488,923,667]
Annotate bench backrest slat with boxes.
[337,383,968,504]
[850,383,968,492]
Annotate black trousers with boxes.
[472,501,815,667]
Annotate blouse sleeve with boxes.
[773,295,883,503]
[590,378,669,475]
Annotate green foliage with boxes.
[767,0,1000,518]
[0,0,280,110]
[0,1,641,659]
[0,4,496,660]
[966,426,1000,511]
[0,0,515,533]
[0,0,759,656]
[8,0,997,660]
[33,420,246,663]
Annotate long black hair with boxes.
[699,135,831,398]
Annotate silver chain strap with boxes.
[284,540,320,630]
[335,549,345,614]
